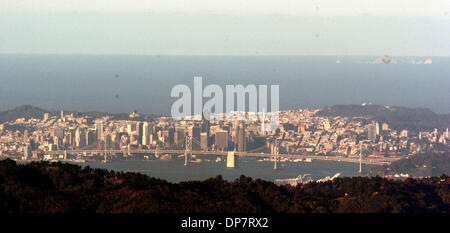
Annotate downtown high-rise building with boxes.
[188,125,201,150]
[368,122,378,142]
[74,127,86,148]
[96,122,104,141]
[50,127,64,139]
[174,127,186,147]
[201,116,211,150]
[237,123,246,152]
[127,122,136,134]
[64,130,73,146]
[200,132,209,151]
[142,122,150,146]
[215,131,229,151]
[136,122,143,144]
[86,130,95,146]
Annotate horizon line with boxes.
[1,53,449,57]
[1,103,447,116]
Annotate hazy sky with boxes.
[1,0,449,16]
[0,0,449,55]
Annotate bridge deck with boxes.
[46,149,399,165]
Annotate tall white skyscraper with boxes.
[142,122,149,145]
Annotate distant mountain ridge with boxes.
[0,105,48,123]
[0,105,160,123]
[316,104,437,119]
[1,104,449,131]
[315,104,450,131]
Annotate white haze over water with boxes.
[0,1,449,56]
[1,0,448,17]
[0,1,448,114]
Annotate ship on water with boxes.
[274,173,341,186]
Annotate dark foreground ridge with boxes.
[0,159,449,213]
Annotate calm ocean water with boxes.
[0,55,449,114]
[82,160,376,183]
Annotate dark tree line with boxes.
[0,159,448,213]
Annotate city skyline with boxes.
[2,104,448,166]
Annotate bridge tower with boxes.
[155,145,159,158]
[273,139,279,170]
[184,135,191,166]
[103,135,107,163]
[226,151,236,168]
[359,143,363,175]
